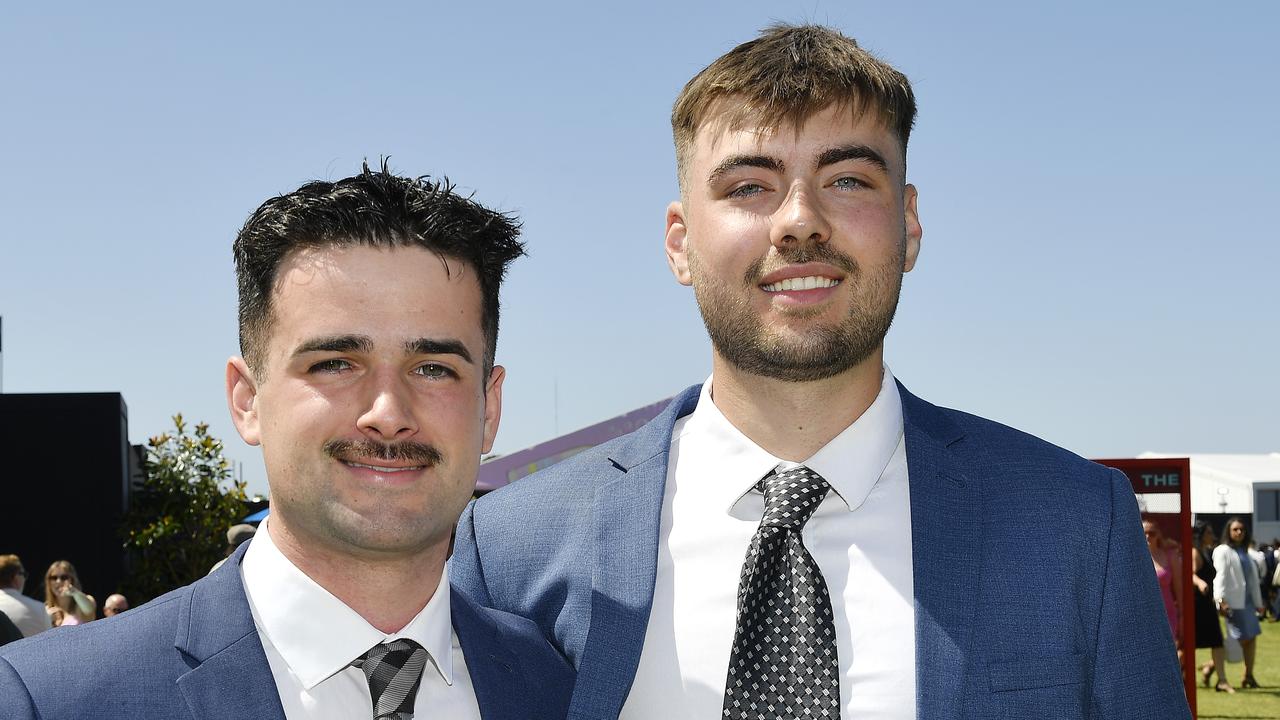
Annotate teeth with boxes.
[761,276,840,292]
[344,461,421,473]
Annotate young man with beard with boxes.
[0,165,573,719]
[452,25,1188,720]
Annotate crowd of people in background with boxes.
[0,522,261,649]
[1,555,119,648]
[5,516,1280,690]
[1171,517,1280,693]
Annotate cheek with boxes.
[258,386,340,451]
[691,205,767,243]
[418,387,488,442]
[835,203,902,242]
[689,217,769,276]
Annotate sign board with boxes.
[1095,457,1194,715]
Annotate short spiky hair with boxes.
[672,23,916,188]
[233,161,525,376]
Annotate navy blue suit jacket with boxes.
[452,382,1190,719]
[0,543,573,720]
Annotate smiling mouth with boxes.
[761,276,841,292]
[340,461,426,473]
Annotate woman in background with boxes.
[43,560,96,627]
[1214,517,1264,689]
[1143,518,1182,658]
[1192,522,1231,692]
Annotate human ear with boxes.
[226,357,262,446]
[480,365,505,454]
[665,201,692,286]
[902,184,922,272]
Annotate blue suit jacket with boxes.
[0,543,573,720]
[452,382,1190,719]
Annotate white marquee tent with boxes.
[1137,452,1280,540]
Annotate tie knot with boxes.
[759,465,830,530]
[352,638,429,720]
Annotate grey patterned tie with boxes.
[722,465,840,719]
[351,638,429,720]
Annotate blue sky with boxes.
[2,1,1276,497]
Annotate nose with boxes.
[769,183,831,249]
[356,371,419,441]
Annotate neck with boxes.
[266,518,448,634]
[709,350,885,461]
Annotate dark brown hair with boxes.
[234,160,525,376]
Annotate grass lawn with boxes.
[1194,618,1280,719]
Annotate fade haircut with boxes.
[672,23,916,189]
[234,161,525,377]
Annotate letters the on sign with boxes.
[1140,473,1181,489]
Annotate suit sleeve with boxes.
[0,657,39,720]
[451,498,495,608]
[1088,468,1190,719]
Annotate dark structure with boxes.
[0,393,136,608]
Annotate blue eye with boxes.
[727,183,765,198]
[832,176,865,190]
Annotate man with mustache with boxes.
[452,24,1189,719]
[0,164,573,719]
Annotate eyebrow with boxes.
[293,335,373,357]
[405,337,474,365]
[815,144,889,174]
[706,154,785,186]
[705,145,890,187]
[291,335,473,365]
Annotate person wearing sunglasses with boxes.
[42,560,95,627]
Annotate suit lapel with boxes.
[452,589,525,720]
[900,383,980,720]
[569,386,701,720]
[174,544,287,720]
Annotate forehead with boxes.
[267,244,484,348]
[689,102,904,173]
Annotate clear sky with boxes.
[2,1,1276,497]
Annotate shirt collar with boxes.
[684,366,904,515]
[240,518,455,690]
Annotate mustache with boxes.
[745,244,858,285]
[323,438,443,467]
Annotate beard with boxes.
[690,241,905,383]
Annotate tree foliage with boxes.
[121,414,247,603]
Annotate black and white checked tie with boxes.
[351,638,429,720]
[722,465,840,719]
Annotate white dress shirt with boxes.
[240,519,481,720]
[620,368,916,720]
[0,587,51,639]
